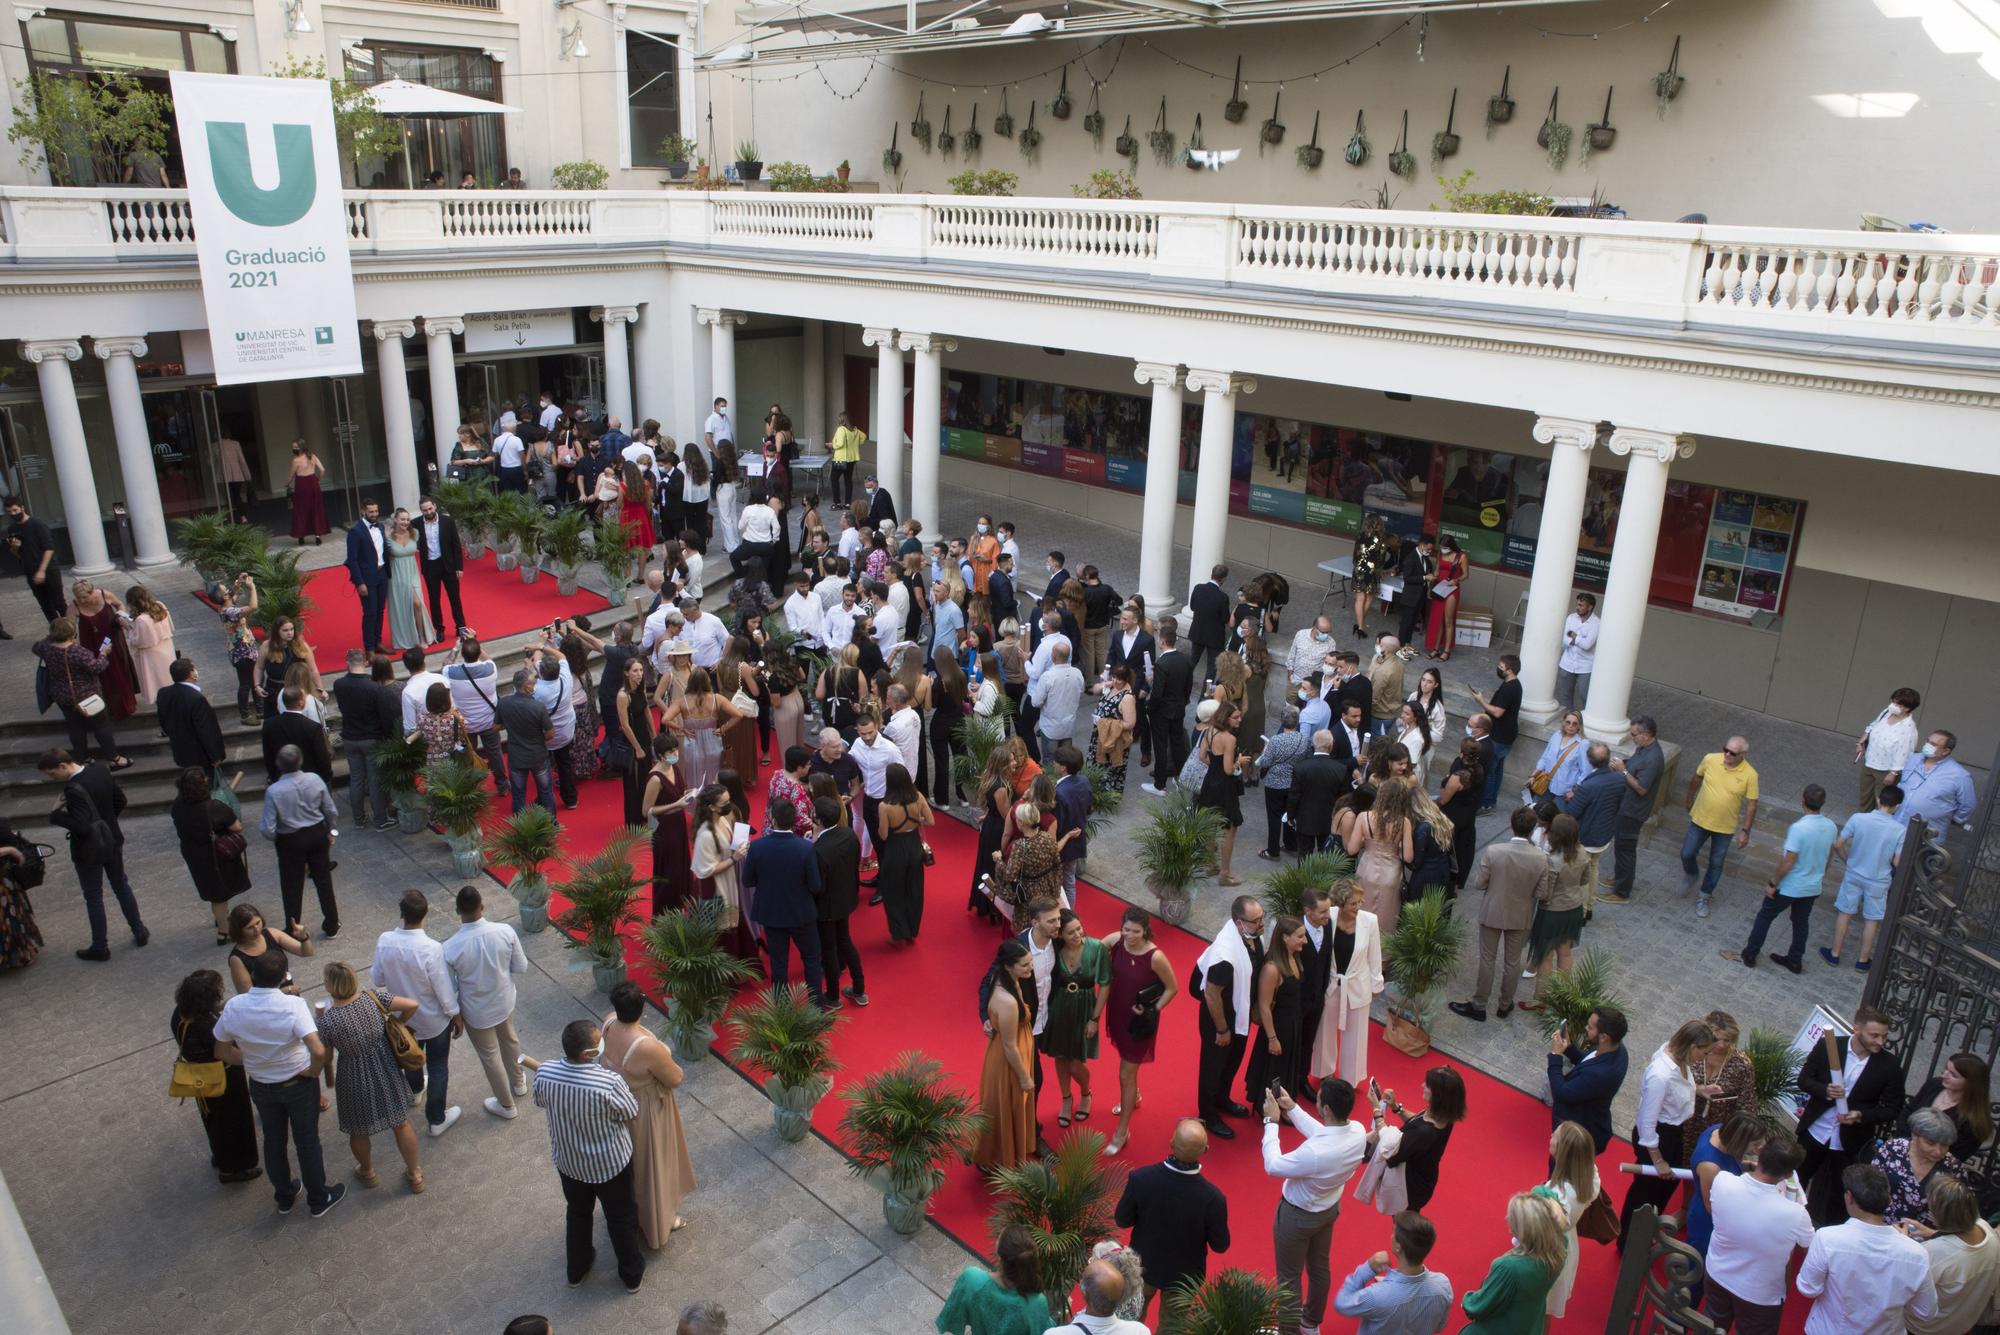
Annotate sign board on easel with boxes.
[1784,1004,1852,1116]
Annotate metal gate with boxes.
[1602,1205,1716,1334]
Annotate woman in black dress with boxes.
[614,655,654,827]
[1437,738,1484,894]
[172,967,261,1182]
[875,764,933,945]
[968,747,1015,926]
[170,767,251,944]
[1195,702,1250,887]
[225,902,313,995]
[1246,915,1309,1104]
[1375,1065,1469,1212]
[0,816,45,971]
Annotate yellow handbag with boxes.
[169,1018,229,1101]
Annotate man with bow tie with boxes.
[345,499,389,655]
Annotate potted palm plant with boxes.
[436,476,497,560]
[838,1050,981,1235]
[423,757,493,878]
[949,696,1015,794]
[486,803,561,933]
[557,827,647,993]
[246,547,309,640]
[986,1130,1125,1322]
[489,490,539,573]
[1259,851,1356,919]
[540,506,592,597]
[1527,945,1621,1043]
[172,511,245,597]
[640,897,758,1059]
[1382,887,1469,1057]
[1742,1027,1806,1129]
[727,984,843,1140]
[1163,1268,1303,1335]
[1132,791,1224,926]
[595,513,638,599]
[374,732,429,834]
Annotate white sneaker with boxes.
[511,1070,530,1098]
[408,1083,424,1108]
[1140,783,1165,796]
[428,1105,462,1137]
[483,1096,518,1120]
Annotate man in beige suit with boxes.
[1448,806,1553,1022]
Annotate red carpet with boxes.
[298,553,612,672]
[490,752,1812,1331]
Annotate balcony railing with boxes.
[1,186,1996,349]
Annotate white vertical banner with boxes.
[169,71,362,385]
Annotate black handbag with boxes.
[1125,979,1167,1041]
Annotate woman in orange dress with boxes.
[1425,534,1469,660]
[972,939,1037,1169]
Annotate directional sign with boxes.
[463,308,573,355]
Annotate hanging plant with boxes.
[1387,109,1415,178]
[1655,36,1685,115]
[909,92,931,150]
[1223,56,1249,123]
[1582,85,1616,162]
[1114,113,1137,159]
[1260,88,1285,146]
[1049,67,1072,120]
[1183,112,1206,170]
[1432,88,1461,164]
[993,88,1015,139]
[1148,97,1176,164]
[882,124,903,175]
[1487,64,1516,130]
[1019,103,1042,156]
[1344,109,1370,167]
[1537,88,1572,169]
[962,103,982,156]
[938,105,955,154]
[1083,84,1104,139]
[1296,110,1324,170]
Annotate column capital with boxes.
[1531,415,1606,451]
[92,336,148,360]
[696,307,748,328]
[421,316,464,337]
[592,305,639,326]
[1184,368,1256,397]
[861,326,899,349]
[20,339,80,364]
[373,320,417,341]
[897,331,956,354]
[1608,426,1696,463]
[1133,361,1183,390]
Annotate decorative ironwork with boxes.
[1603,1205,1717,1334]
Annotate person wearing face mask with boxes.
[1296,674,1333,740]
[1854,688,1920,814]
[967,515,1000,595]
[863,475,896,530]
[1896,729,1976,836]
[1288,616,1337,685]
[529,1020,646,1292]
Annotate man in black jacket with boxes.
[416,496,468,639]
[1294,888,1335,1092]
[1546,1005,1629,1152]
[812,795,867,1009]
[1395,532,1435,647]
[1078,565,1121,682]
[1114,1119,1232,1318]
[262,687,334,786]
[743,799,825,1005]
[156,657,225,783]
[39,747,148,960]
[1143,619,1193,796]
[1794,1004,1905,1225]
[863,476,897,530]
[1043,550,1072,607]
[331,649,394,829]
[1329,701,1368,772]
[1104,602,1157,768]
[1185,564,1231,685]
[1289,732,1349,856]
[987,553,1018,628]
[1333,652,1372,725]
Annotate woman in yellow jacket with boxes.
[829,410,866,507]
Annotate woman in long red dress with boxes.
[617,460,655,583]
[642,733,693,915]
[1425,534,1468,660]
[70,580,137,720]
[287,441,329,544]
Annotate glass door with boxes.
[322,377,367,527]
[0,403,63,525]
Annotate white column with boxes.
[862,326,905,508]
[801,319,827,446]
[900,331,955,537]
[1583,427,1696,743]
[23,340,111,576]
[1517,416,1602,729]
[592,305,637,428]
[822,322,846,433]
[373,321,421,512]
[629,302,669,431]
[1133,361,1185,614]
[94,337,172,569]
[1181,368,1255,600]
[696,308,747,438]
[421,317,463,481]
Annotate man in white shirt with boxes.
[371,888,463,1137]
[1261,1078,1372,1335]
[1705,1136,1816,1334]
[1288,616,1338,685]
[1798,1162,1938,1335]
[445,638,506,785]
[1031,641,1087,755]
[400,646,448,734]
[822,585,858,653]
[680,597,730,670]
[442,884,530,1120]
[783,569,826,649]
[640,597,683,657]
[1556,592,1599,710]
[883,684,922,773]
[211,950,344,1217]
[493,418,527,493]
[836,513,864,564]
[1044,1258,1152,1335]
[1855,686,1921,814]
[529,647,579,808]
[703,397,732,454]
[871,586,904,654]
[536,392,562,434]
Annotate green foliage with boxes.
[639,896,759,1041]
[987,1130,1126,1321]
[550,160,610,191]
[8,71,168,187]
[947,168,1019,197]
[734,139,760,163]
[1383,887,1469,1026]
[1080,763,1122,839]
[1528,946,1622,1040]
[1070,168,1141,200]
[1743,1027,1807,1129]
[1435,170,1554,217]
[373,733,428,804]
[837,1051,982,1200]
[558,827,648,965]
[489,489,545,556]
[950,700,1015,793]
[269,55,402,169]
[1260,851,1357,920]
[766,160,838,192]
[486,803,560,878]
[540,506,592,573]
[433,475,499,545]
[595,513,638,590]
[727,984,843,1092]
[245,547,308,641]
[1162,1269,1303,1335]
[660,133,698,163]
[1132,791,1226,893]
[173,512,267,591]
[423,758,493,838]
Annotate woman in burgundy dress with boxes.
[642,733,693,915]
[1100,904,1179,1157]
[287,441,329,544]
[70,580,137,720]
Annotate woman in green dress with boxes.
[1043,907,1111,1128]
[384,509,437,653]
[936,1224,1047,1335]
[1460,1190,1567,1334]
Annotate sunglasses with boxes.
[1723,748,1745,758]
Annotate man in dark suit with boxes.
[1449,806,1555,1021]
[39,746,148,960]
[1546,1004,1628,1152]
[262,687,334,785]
[863,476,896,529]
[1288,732,1348,855]
[1294,887,1335,1091]
[987,553,1018,628]
[1333,652,1372,726]
[6,496,65,622]
[811,796,867,1009]
[743,798,825,1006]
[1185,563,1230,685]
[1114,1119,1232,1317]
[1105,602,1157,767]
[1466,712,1499,792]
[156,657,225,783]
[1794,1005,1905,1225]
[1329,701,1368,771]
[1043,550,1072,606]
[415,496,467,639]
[344,499,389,654]
[1143,618,1193,795]
[1394,532,1435,647]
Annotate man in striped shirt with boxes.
[532,1019,646,1292]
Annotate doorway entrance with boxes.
[138,383,258,521]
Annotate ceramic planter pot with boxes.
[770,1078,828,1142]
[668,162,689,180]
[1153,885,1192,927]
[591,958,626,994]
[518,902,550,934]
[736,160,763,182]
[883,1187,932,1235]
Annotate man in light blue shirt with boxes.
[1822,783,1907,971]
[1298,675,1332,740]
[1333,1210,1453,1335]
[1725,784,1834,974]
[931,581,964,658]
[1896,729,1976,832]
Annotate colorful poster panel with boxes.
[1693,490,1799,617]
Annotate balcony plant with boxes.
[641,896,758,1055]
[1223,58,1248,124]
[1436,170,1553,216]
[1582,86,1617,162]
[962,104,982,156]
[993,89,1015,139]
[1487,64,1516,128]
[486,803,561,933]
[1432,89,1461,164]
[1382,886,1469,1057]
[595,513,638,598]
[541,506,592,595]
[836,158,852,183]
[882,125,902,177]
[1114,115,1137,161]
[734,139,762,182]
[661,133,698,180]
[551,160,609,190]
[1132,791,1224,926]
[1344,110,1370,167]
[1049,67,1072,120]
[1259,851,1357,920]
[947,169,1018,197]
[1388,111,1416,180]
[1296,113,1324,170]
[1148,98,1176,165]
[987,1130,1125,1322]
[374,733,429,834]
[1083,85,1103,140]
[1162,1269,1303,1335]
[1537,89,1572,170]
[1181,114,1207,171]
[424,757,493,878]
[1070,169,1141,200]
[837,1051,980,1235]
[1260,90,1285,147]
[727,983,843,1140]
[557,827,646,993]
[271,55,402,177]
[1018,105,1042,157]
[910,93,932,150]
[937,107,956,155]
[1655,36,1685,115]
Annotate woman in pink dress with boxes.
[123,585,177,703]
[287,441,329,544]
[70,580,137,720]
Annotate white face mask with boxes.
[977,524,989,534]
[1921,742,1938,759]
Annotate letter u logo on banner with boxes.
[206,122,316,227]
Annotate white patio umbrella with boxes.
[363,78,521,186]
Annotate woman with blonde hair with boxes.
[1460,1190,1566,1331]
[1354,778,1416,936]
[1536,1121,1600,1318]
[314,960,425,1193]
[1679,1009,1757,1160]
[123,585,177,702]
[70,578,137,719]
[1621,1018,1718,1235]
[994,801,1069,909]
[661,666,745,793]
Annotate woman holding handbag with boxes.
[171,767,250,945]
[172,967,261,1183]
[70,579,137,720]
[32,617,128,768]
[314,961,426,1194]
[1099,906,1177,1157]
[1537,1120,1603,1319]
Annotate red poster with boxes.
[1649,481,1714,607]
[1060,449,1105,484]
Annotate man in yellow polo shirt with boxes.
[1682,735,1759,918]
